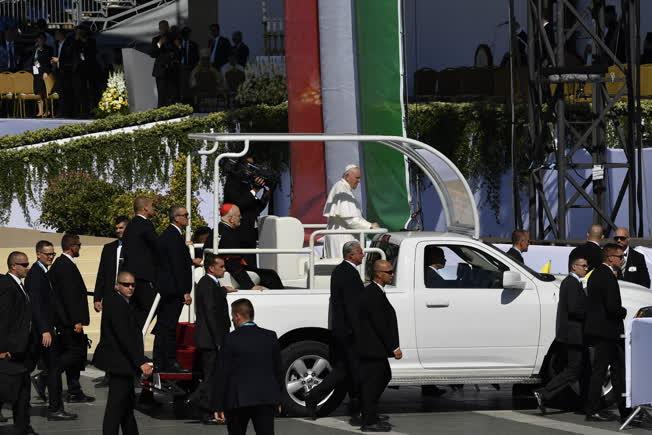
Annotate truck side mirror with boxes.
[503,271,526,289]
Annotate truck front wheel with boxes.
[280,341,346,417]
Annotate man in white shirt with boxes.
[322,165,378,258]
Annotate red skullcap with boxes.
[219,203,234,216]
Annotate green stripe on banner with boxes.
[354,0,410,230]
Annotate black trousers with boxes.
[43,334,83,411]
[585,338,629,417]
[133,280,157,330]
[540,344,585,401]
[189,348,218,410]
[247,267,284,290]
[360,358,391,426]
[103,374,138,435]
[152,296,183,369]
[226,405,275,435]
[11,372,30,434]
[308,337,360,412]
[155,76,178,107]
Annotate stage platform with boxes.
[0,118,90,137]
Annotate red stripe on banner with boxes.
[285,0,327,228]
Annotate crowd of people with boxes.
[150,20,249,110]
[0,20,107,118]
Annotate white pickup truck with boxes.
[182,133,652,416]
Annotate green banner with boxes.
[354,0,410,230]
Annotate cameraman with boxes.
[223,156,271,267]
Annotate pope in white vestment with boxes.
[322,165,378,258]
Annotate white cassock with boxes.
[322,178,372,258]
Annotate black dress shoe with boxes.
[65,392,95,403]
[533,391,546,415]
[361,422,392,432]
[47,410,78,421]
[31,374,48,402]
[201,416,219,425]
[377,414,390,422]
[586,411,617,422]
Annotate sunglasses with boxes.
[14,262,30,268]
[614,236,628,241]
[176,213,190,218]
[118,281,136,288]
[39,252,56,257]
[380,270,395,275]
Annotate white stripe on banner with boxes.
[318,0,366,210]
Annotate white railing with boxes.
[0,0,136,28]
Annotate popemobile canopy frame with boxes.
[184,133,481,247]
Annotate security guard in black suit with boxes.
[569,224,604,271]
[534,256,588,414]
[26,240,77,420]
[93,271,153,435]
[305,240,364,420]
[94,216,129,313]
[213,298,283,435]
[357,260,402,432]
[584,244,631,422]
[121,196,159,328]
[0,252,36,435]
[614,227,650,288]
[48,234,94,404]
[153,206,196,372]
[505,229,529,264]
[191,254,233,424]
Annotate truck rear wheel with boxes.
[280,341,346,417]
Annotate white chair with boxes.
[258,215,307,287]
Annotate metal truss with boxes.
[524,0,643,239]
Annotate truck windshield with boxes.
[483,241,557,282]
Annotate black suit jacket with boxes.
[194,275,230,349]
[621,248,651,289]
[94,239,120,303]
[213,325,282,411]
[151,34,179,78]
[232,42,249,67]
[25,262,59,336]
[584,264,626,340]
[92,290,149,376]
[179,39,199,67]
[224,177,270,247]
[156,225,192,298]
[54,36,75,73]
[218,222,255,289]
[569,241,603,271]
[49,255,90,327]
[357,282,399,360]
[31,45,53,75]
[424,266,444,288]
[209,35,231,70]
[0,275,32,367]
[506,247,524,264]
[555,275,587,345]
[122,215,158,283]
[329,261,364,341]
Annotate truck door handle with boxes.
[425,299,450,308]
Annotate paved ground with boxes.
[1,369,651,434]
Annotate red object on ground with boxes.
[175,322,196,371]
[285,0,327,227]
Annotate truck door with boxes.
[414,241,540,376]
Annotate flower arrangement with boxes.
[97,69,129,118]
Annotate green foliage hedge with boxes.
[2,99,651,227]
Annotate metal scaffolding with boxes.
[525,0,643,239]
